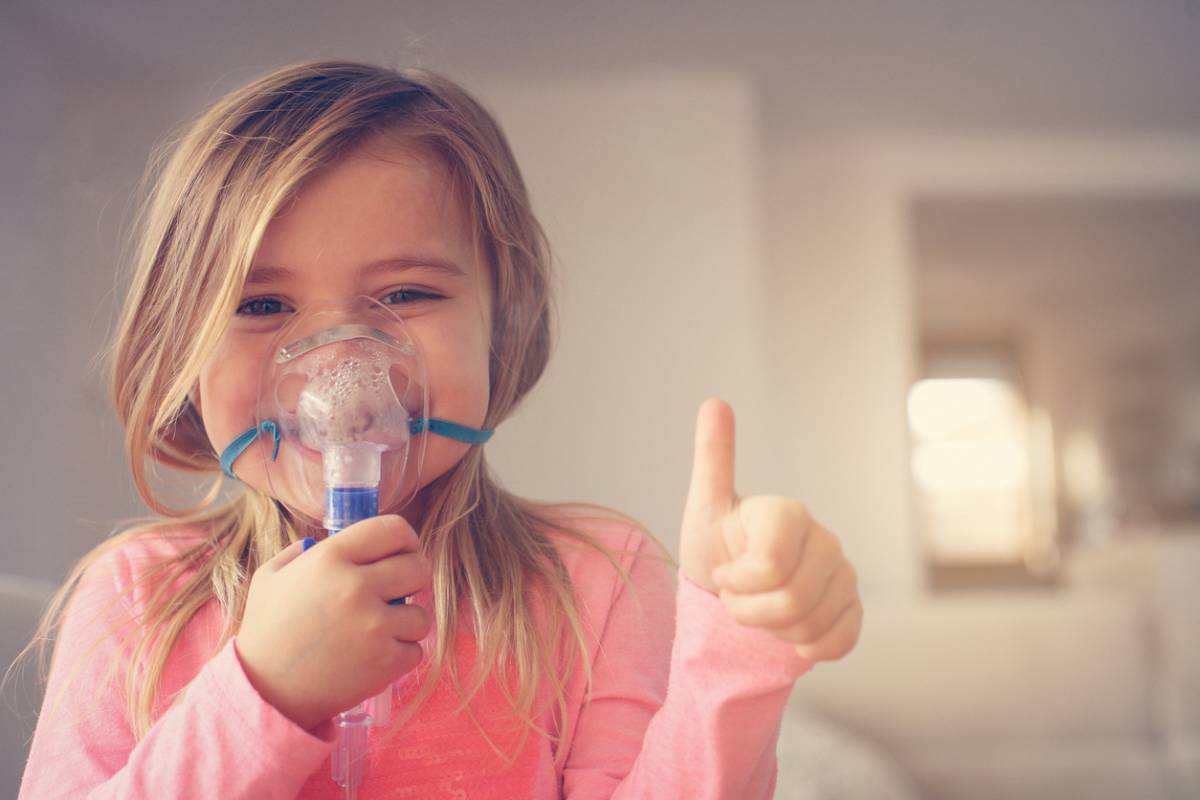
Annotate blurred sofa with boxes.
[781,531,1200,800]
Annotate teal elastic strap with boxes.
[220,421,280,480]
[409,418,495,444]
[220,417,491,482]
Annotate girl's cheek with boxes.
[198,348,261,445]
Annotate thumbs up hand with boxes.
[679,399,863,662]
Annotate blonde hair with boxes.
[18,61,670,766]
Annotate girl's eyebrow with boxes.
[244,256,467,287]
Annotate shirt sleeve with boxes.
[562,532,813,800]
[18,548,335,800]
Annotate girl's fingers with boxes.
[364,551,433,601]
[718,544,841,628]
[710,556,781,594]
[713,519,834,595]
[716,497,812,592]
[389,640,425,674]
[387,603,431,644]
[331,515,421,565]
[262,538,307,573]
[794,599,864,663]
[759,563,858,644]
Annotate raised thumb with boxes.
[683,398,737,526]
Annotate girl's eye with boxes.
[234,290,437,317]
[382,288,441,305]
[236,297,291,316]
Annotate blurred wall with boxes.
[480,74,774,550]
[765,140,921,595]
[1,18,199,580]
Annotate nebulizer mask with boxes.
[218,295,493,797]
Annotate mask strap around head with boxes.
[409,418,494,444]
[220,421,281,481]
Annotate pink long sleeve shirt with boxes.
[20,516,811,799]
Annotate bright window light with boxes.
[912,439,1030,492]
[908,376,1038,564]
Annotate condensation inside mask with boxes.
[280,337,413,484]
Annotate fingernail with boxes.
[302,537,316,552]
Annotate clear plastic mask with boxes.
[254,296,429,528]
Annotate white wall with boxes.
[764,140,923,597]
[480,73,773,555]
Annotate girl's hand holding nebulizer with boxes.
[234,515,432,732]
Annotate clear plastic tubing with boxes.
[323,446,397,799]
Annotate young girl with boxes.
[18,61,862,799]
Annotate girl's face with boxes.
[196,136,492,529]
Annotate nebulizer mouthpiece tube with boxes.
[322,449,389,797]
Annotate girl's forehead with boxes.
[253,137,480,277]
